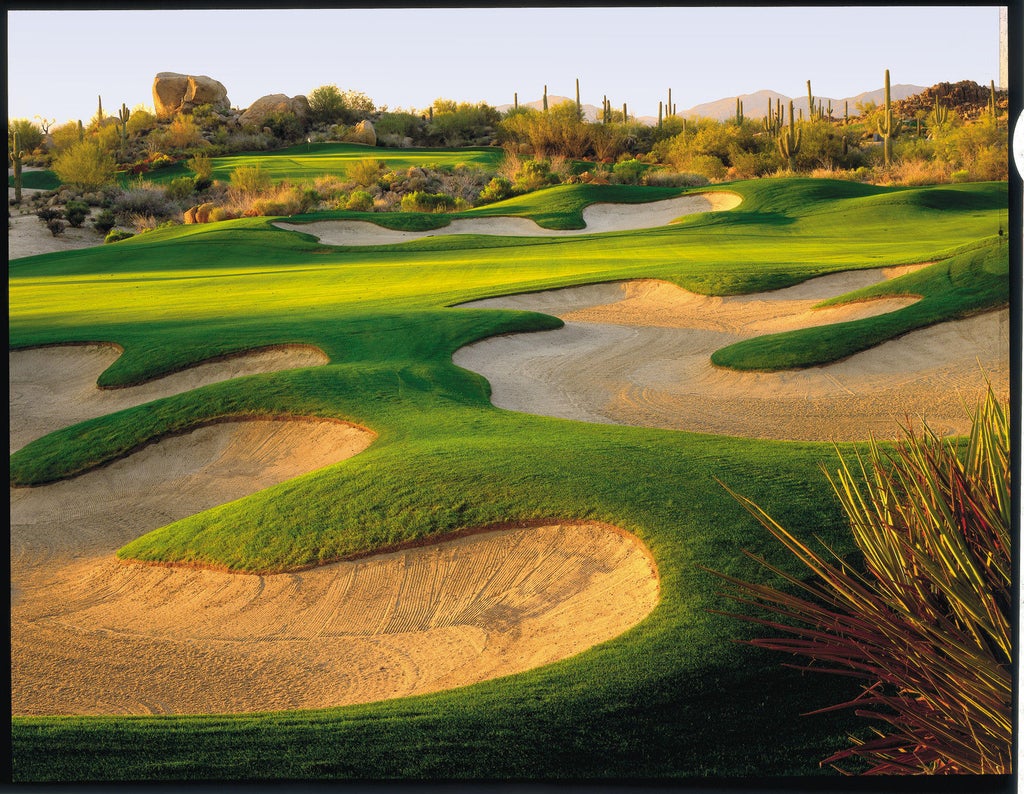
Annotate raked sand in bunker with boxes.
[10,347,659,716]
[452,268,1010,441]
[273,191,742,245]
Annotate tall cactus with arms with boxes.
[877,69,901,167]
[777,100,801,170]
[118,102,131,157]
[9,129,24,204]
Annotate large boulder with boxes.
[347,119,376,146]
[153,72,230,119]
[238,94,310,128]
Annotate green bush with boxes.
[8,118,44,154]
[611,158,646,185]
[347,158,384,187]
[52,141,117,190]
[64,200,89,228]
[104,228,134,243]
[92,208,116,234]
[400,190,455,213]
[186,153,214,181]
[229,164,272,195]
[513,159,557,193]
[165,176,196,202]
[375,112,422,139]
[345,190,373,211]
[477,176,514,204]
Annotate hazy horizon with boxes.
[7,6,1005,126]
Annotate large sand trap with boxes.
[10,347,659,716]
[453,267,1010,441]
[273,192,742,245]
[9,343,329,453]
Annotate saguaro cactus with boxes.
[513,92,518,111]
[96,94,104,125]
[622,102,627,123]
[77,119,84,142]
[807,80,814,119]
[9,129,24,204]
[543,85,548,112]
[931,95,949,128]
[777,99,802,170]
[877,69,902,167]
[667,87,672,118]
[575,77,582,121]
[118,102,131,152]
[658,101,663,127]
[988,80,998,119]
[735,97,744,125]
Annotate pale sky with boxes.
[6,6,1007,125]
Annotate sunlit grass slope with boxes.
[137,141,505,185]
[9,177,1009,781]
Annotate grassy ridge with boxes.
[9,176,1009,780]
[134,142,506,185]
[710,235,1010,370]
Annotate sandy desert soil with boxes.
[453,269,1010,441]
[10,347,659,716]
[273,191,742,244]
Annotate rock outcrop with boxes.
[347,119,376,146]
[238,94,310,128]
[152,73,230,119]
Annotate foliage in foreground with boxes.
[711,388,1012,774]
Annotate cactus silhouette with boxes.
[9,129,24,204]
[877,69,902,167]
[777,100,801,170]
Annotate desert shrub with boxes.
[400,190,455,213]
[249,184,313,217]
[345,190,374,211]
[46,217,67,236]
[228,164,272,196]
[710,388,1011,774]
[208,206,238,223]
[308,85,346,125]
[36,207,62,223]
[125,107,157,136]
[642,169,710,188]
[187,153,214,181]
[477,176,514,204]
[52,141,117,190]
[165,176,197,202]
[347,158,384,187]
[8,118,44,154]
[48,121,85,156]
[92,208,116,233]
[264,111,305,143]
[686,154,728,181]
[513,158,557,193]
[427,99,500,146]
[161,114,204,150]
[611,158,646,185]
[111,184,179,221]
[104,228,133,243]
[375,112,422,139]
[63,200,89,228]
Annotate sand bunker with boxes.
[453,267,1009,441]
[10,347,658,716]
[9,343,329,453]
[273,192,742,245]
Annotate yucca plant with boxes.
[710,388,1012,775]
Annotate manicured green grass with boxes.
[8,177,1009,781]
[9,168,60,190]
[135,142,506,185]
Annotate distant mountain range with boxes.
[496,85,928,125]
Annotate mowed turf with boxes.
[134,141,506,185]
[9,176,1010,781]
